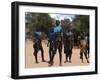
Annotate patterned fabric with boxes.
[80,40,87,53]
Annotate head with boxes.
[56,20,60,26]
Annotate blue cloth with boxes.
[33,31,42,39]
[54,26,62,33]
[49,32,54,41]
[35,32,41,36]
[66,32,73,36]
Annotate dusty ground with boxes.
[25,39,89,68]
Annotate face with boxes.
[56,20,60,26]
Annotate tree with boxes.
[72,15,89,34]
[25,13,53,38]
[61,19,71,32]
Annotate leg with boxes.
[64,49,69,63]
[87,41,89,58]
[64,46,69,63]
[33,49,38,63]
[48,52,55,66]
[48,47,55,66]
[48,47,53,63]
[84,51,89,63]
[49,47,52,62]
[58,46,62,66]
[87,46,89,58]
[54,42,57,54]
[33,44,39,63]
[48,42,57,66]
[64,53,69,63]
[40,45,45,62]
[80,52,83,63]
[48,45,55,66]
[69,49,72,63]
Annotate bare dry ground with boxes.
[25,39,89,68]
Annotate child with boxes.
[33,28,45,63]
[47,29,55,65]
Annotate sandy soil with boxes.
[25,39,89,68]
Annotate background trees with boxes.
[61,19,71,32]
[72,15,89,35]
[25,13,53,39]
[25,13,89,39]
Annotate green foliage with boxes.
[61,19,71,32]
[25,13,53,38]
[72,15,89,34]
[25,13,89,39]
